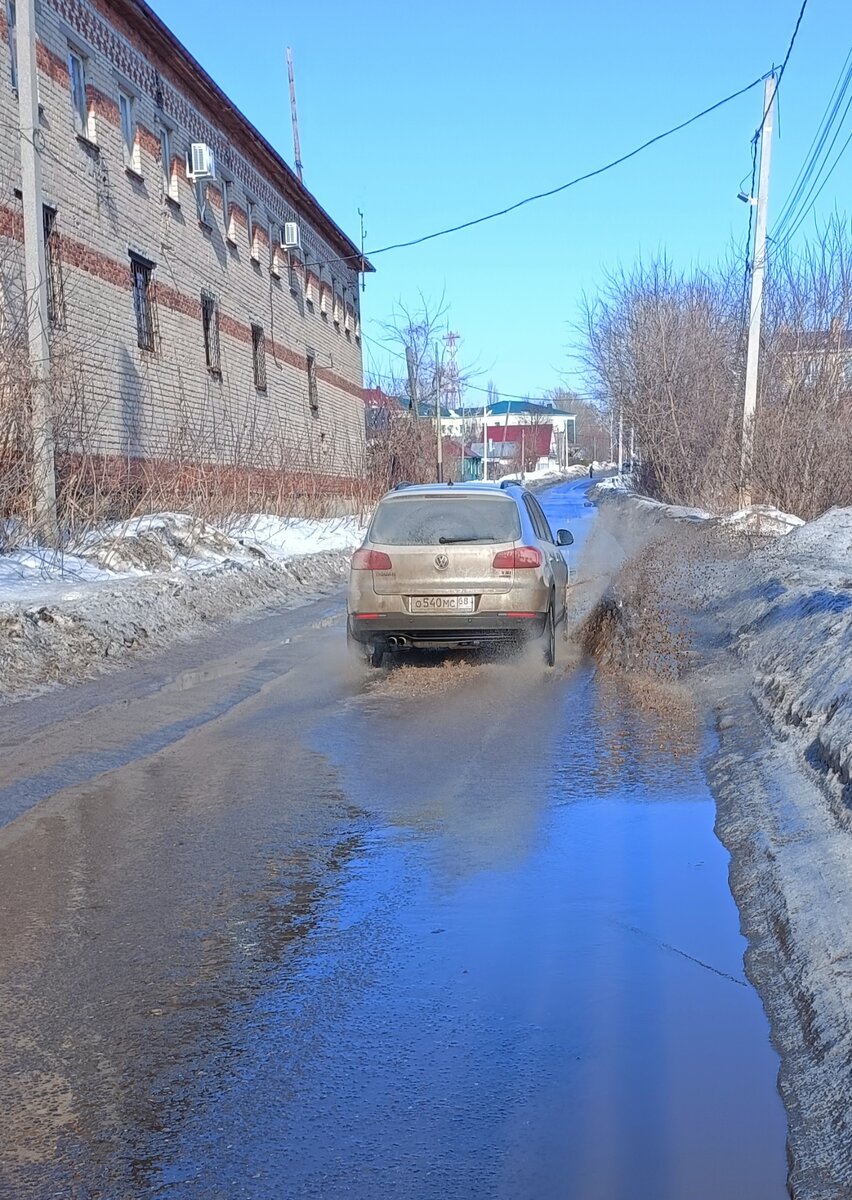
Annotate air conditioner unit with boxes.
[188,143,216,180]
[281,222,301,249]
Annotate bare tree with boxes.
[578,227,852,518]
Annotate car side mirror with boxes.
[557,529,574,547]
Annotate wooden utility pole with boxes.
[286,48,304,182]
[18,0,57,543]
[740,73,777,507]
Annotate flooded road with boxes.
[0,480,787,1198]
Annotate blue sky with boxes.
[153,0,851,399]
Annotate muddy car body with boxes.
[347,480,573,666]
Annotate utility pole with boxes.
[434,343,443,482]
[629,424,635,467]
[405,346,418,414]
[286,47,304,182]
[740,72,777,508]
[357,208,366,293]
[18,0,57,543]
[617,406,624,474]
[482,394,489,481]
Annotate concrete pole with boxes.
[434,343,443,483]
[740,73,777,509]
[18,0,58,544]
[482,395,489,481]
[629,424,635,467]
[617,406,624,474]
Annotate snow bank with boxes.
[591,477,802,536]
[0,511,367,701]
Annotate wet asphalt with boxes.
[0,479,788,1199]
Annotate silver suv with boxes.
[347,480,574,667]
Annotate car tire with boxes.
[347,621,384,669]
[542,599,557,668]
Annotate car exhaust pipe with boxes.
[387,636,408,648]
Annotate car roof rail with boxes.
[393,481,413,490]
[499,478,523,489]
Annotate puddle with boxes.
[142,659,787,1199]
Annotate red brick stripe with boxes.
[37,40,70,86]
[0,203,366,401]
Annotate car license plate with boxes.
[410,595,475,613]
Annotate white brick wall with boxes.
[0,0,368,484]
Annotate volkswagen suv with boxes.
[347,480,574,667]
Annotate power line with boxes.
[754,0,810,141]
[772,44,852,241]
[362,331,600,404]
[303,70,772,275]
[359,72,770,263]
[774,124,852,250]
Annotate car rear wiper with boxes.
[437,535,493,544]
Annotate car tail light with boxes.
[351,548,392,570]
[492,546,542,570]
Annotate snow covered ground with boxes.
[0,513,366,701]
[0,514,365,607]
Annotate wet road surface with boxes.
[0,480,787,1198]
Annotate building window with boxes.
[201,290,221,374]
[247,201,259,261]
[130,254,155,350]
[7,0,17,92]
[287,246,299,293]
[119,90,137,169]
[43,206,65,329]
[68,49,88,136]
[269,222,280,275]
[221,178,234,242]
[251,323,266,390]
[195,180,209,226]
[307,350,318,416]
[159,126,178,201]
[304,251,314,304]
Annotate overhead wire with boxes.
[771,44,852,240]
[306,69,773,275]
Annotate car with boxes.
[347,480,574,668]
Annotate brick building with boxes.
[0,0,371,503]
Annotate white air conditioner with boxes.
[281,222,301,249]
[188,143,216,180]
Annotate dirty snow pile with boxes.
[591,475,804,536]
[0,513,366,700]
[715,506,852,813]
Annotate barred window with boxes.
[43,206,65,329]
[201,290,220,374]
[251,323,266,391]
[130,254,155,350]
[307,349,318,416]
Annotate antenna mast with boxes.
[286,47,304,182]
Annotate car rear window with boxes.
[369,495,522,546]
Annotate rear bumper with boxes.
[348,612,547,647]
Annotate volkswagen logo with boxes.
[434,553,449,571]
